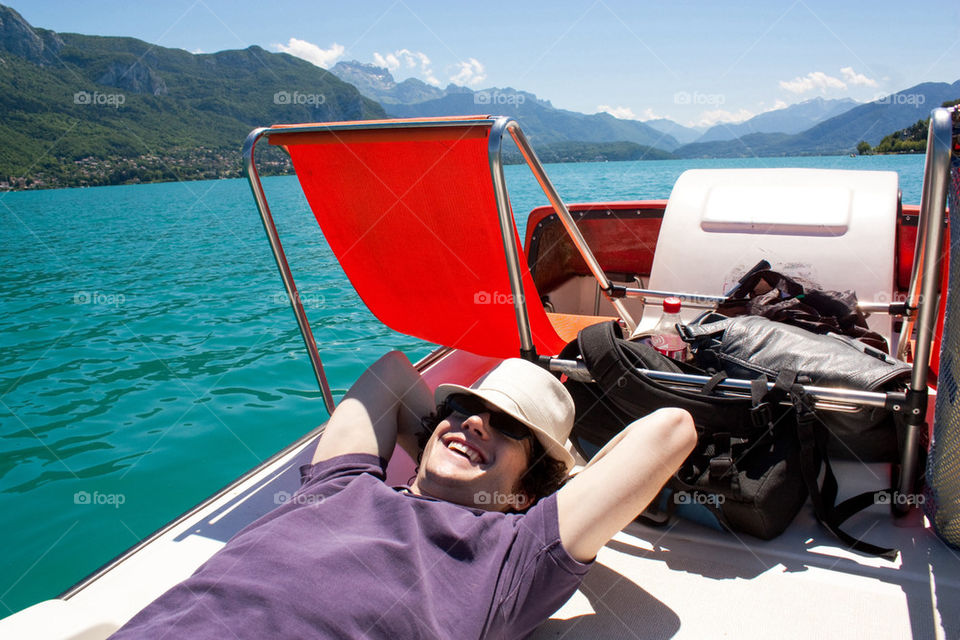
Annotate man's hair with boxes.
[418,406,569,508]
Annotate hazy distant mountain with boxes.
[385,89,680,151]
[695,97,859,143]
[329,60,447,105]
[328,60,680,151]
[675,81,960,158]
[643,119,705,145]
[0,4,384,188]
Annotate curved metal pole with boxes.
[242,128,336,413]
[488,117,538,360]
[909,108,953,390]
[895,108,953,513]
[506,122,638,333]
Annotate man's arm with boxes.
[312,351,434,464]
[556,407,696,563]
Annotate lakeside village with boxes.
[0,145,293,191]
[0,143,927,192]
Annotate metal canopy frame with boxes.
[242,116,635,414]
[547,107,957,511]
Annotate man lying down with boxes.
[111,353,695,639]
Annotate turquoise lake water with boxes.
[0,154,926,614]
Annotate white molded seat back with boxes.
[644,168,899,339]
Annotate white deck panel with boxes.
[640,169,900,340]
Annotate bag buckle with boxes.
[750,402,773,429]
[709,455,734,482]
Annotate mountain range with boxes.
[1,3,957,190]
[327,61,866,150]
[0,4,382,188]
[693,97,859,143]
[675,80,960,158]
[328,60,958,157]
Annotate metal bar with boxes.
[259,118,495,138]
[242,128,336,413]
[857,301,907,316]
[895,108,954,512]
[546,358,904,410]
[488,117,537,359]
[626,287,904,315]
[624,286,728,306]
[506,121,638,334]
[898,224,928,360]
[910,108,953,391]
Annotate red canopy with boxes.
[270,118,568,359]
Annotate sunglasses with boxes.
[442,394,532,441]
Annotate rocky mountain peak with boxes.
[0,4,64,65]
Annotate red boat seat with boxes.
[268,117,568,359]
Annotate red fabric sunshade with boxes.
[270,120,567,359]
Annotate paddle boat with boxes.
[1,110,958,639]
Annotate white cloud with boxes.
[373,49,440,86]
[639,108,664,121]
[779,71,847,94]
[597,104,638,120]
[274,38,344,69]
[694,108,755,128]
[778,67,878,95]
[597,106,667,121]
[840,66,878,87]
[449,58,486,87]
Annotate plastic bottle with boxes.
[649,297,688,361]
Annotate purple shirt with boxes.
[112,453,591,639]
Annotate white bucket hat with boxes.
[435,358,576,471]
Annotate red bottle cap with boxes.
[663,297,681,314]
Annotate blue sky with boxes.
[9,0,960,127]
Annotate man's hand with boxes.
[312,351,434,464]
[556,408,696,563]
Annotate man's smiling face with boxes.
[410,407,532,511]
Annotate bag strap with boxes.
[786,371,898,560]
[679,316,734,341]
[577,320,628,386]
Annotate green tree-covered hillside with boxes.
[0,4,384,190]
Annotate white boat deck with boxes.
[2,349,956,639]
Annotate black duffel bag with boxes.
[566,316,913,558]
[682,313,912,462]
